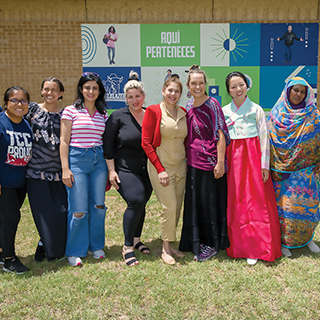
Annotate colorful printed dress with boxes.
[223,97,282,261]
[268,77,320,249]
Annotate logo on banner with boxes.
[82,26,97,64]
[103,73,125,102]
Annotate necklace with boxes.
[166,106,177,117]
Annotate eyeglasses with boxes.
[82,72,100,78]
[9,99,29,106]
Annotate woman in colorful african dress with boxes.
[269,77,320,257]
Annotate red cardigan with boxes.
[141,104,186,174]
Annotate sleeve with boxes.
[256,106,270,170]
[24,102,39,123]
[279,33,285,41]
[213,100,231,147]
[61,106,73,121]
[293,32,300,41]
[103,112,119,159]
[114,33,118,40]
[141,107,165,174]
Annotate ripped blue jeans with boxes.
[65,146,108,257]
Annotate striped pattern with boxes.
[61,105,108,148]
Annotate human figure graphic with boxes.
[277,25,303,63]
[164,69,172,82]
[103,26,118,65]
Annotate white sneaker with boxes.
[88,249,105,259]
[68,257,82,266]
[307,240,320,253]
[247,258,258,265]
[281,246,292,257]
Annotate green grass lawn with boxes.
[1,189,320,319]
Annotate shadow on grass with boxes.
[281,240,320,259]
[18,238,186,276]
[19,238,318,277]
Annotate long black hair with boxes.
[74,73,106,114]
[108,26,116,33]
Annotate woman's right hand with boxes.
[109,170,121,190]
[271,170,282,182]
[158,171,169,187]
[62,168,74,188]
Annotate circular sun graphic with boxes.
[211,28,249,62]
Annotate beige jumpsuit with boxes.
[147,102,187,242]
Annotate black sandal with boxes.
[122,251,139,266]
[134,241,151,254]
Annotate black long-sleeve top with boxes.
[103,106,147,175]
[279,31,300,47]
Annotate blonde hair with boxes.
[124,71,146,97]
[186,65,207,85]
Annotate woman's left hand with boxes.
[214,162,224,179]
[261,169,269,183]
[314,163,320,173]
[158,171,170,187]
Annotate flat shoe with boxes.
[134,241,151,254]
[161,253,175,265]
[122,251,139,267]
[247,258,258,265]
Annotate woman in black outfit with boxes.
[104,71,152,266]
[25,77,67,262]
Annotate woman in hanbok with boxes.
[223,71,282,265]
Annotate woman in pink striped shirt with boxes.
[60,72,108,267]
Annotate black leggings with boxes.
[117,171,152,246]
[0,186,26,257]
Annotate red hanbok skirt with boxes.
[226,137,282,261]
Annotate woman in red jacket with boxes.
[142,76,187,265]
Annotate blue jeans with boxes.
[107,47,115,62]
[65,146,108,257]
[285,45,292,61]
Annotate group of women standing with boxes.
[0,67,319,274]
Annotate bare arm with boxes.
[214,129,226,179]
[60,119,74,188]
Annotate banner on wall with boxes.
[81,23,318,110]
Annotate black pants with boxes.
[179,166,229,255]
[27,178,67,259]
[0,186,26,257]
[117,171,152,246]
